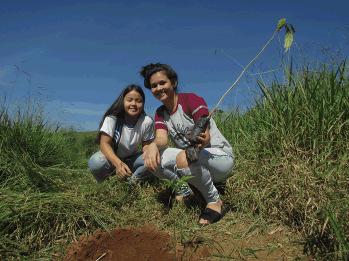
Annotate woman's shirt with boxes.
[154,93,233,156]
[100,113,154,159]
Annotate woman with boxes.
[88,84,154,183]
[140,63,234,225]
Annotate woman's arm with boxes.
[142,129,168,172]
[154,128,168,148]
[100,133,132,178]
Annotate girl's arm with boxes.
[100,133,132,178]
[142,129,168,172]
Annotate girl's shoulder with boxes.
[105,115,117,121]
[104,115,124,124]
[177,93,208,115]
[102,115,117,126]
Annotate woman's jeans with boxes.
[88,151,148,183]
[154,147,234,204]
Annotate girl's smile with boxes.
[123,90,144,120]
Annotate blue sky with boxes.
[1,0,348,130]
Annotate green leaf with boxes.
[161,175,193,191]
[276,18,286,31]
[162,179,174,188]
[180,175,194,182]
[284,31,293,52]
[284,24,295,52]
[257,80,272,102]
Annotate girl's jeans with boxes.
[154,147,234,203]
[88,151,148,183]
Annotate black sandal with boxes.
[199,207,223,225]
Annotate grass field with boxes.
[0,62,348,260]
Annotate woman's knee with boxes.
[88,151,114,182]
[88,151,108,171]
[160,148,182,169]
[210,156,234,183]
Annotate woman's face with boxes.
[149,71,176,103]
[123,90,144,118]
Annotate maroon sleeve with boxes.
[186,93,209,122]
[154,106,168,131]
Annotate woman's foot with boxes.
[199,200,223,225]
[175,194,185,202]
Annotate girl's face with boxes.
[149,71,176,103]
[123,90,144,118]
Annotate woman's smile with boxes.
[149,71,175,103]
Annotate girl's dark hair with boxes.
[140,63,178,90]
[96,84,145,143]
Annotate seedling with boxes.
[212,18,295,115]
[162,175,194,194]
[187,18,295,162]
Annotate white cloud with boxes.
[44,100,109,131]
[46,100,107,116]
[63,107,104,116]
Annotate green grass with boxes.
[215,62,349,260]
[0,62,348,260]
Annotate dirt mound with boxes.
[63,226,209,261]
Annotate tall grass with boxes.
[0,104,74,191]
[0,103,143,259]
[216,62,349,260]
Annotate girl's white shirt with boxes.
[100,114,154,159]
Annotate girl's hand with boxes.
[196,128,210,148]
[115,160,132,179]
[100,133,132,178]
[143,142,160,172]
[196,133,206,149]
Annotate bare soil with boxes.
[63,225,210,261]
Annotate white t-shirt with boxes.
[100,113,154,159]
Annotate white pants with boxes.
[154,147,234,203]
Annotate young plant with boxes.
[210,18,295,115]
[162,175,194,195]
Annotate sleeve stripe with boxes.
[192,105,208,116]
[155,121,166,126]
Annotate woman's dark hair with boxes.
[140,63,178,90]
[96,84,145,143]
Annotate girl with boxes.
[88,84,154,183]
[140,63,234,225]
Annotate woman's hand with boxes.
[142,142,160,172]
[115,160,132,179]
[100,133,132,179]
[196,127,210,148]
